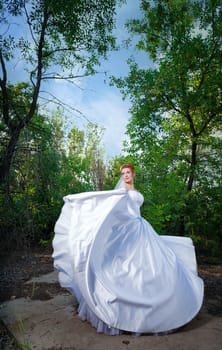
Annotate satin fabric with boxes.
[52,189,204,334]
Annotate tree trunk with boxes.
[187,140,197,192]
[178,140,197,236]
[0,9,48,189]
[0,127,21,186]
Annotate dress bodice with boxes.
[128,190,144,206]
[127,190,144,218]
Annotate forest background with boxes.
[0,0,221,262]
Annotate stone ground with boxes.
[0,248,222,350]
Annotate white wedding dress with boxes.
[52,189,204,335]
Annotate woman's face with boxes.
[121,167,134,185]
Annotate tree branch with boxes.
[41,72,91,81]
[43,46,87,58]
[195,41,219,95]
[0,50,11,129]
[25,8,50,126]
[39,91,92,124]
[197,111,219,136]
[185,112,197,137]
[24,2,38,47]
[161,93,182,114]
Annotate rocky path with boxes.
[0,248,222,349]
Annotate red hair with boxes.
[120,163,135,174]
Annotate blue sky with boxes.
[3,0,153,159]
[57,0,152,159]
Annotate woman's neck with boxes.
[124,183,135,191]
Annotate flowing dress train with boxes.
[52,189,204,335]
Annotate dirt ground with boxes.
[0,248,222,349]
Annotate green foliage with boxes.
[1,0,120,71]
[113,0,222,256]
[0,0,123,250]
[84,123,107,190]
[0,110,103,249]
[0,0,122,187]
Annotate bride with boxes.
[52,163,204,335]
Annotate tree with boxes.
[114,0,222,237]
[0,0,122,189]
[67,126,93,192]
[0,108,67,248]
[85,123,106,190]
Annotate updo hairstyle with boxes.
[120,163,135,174]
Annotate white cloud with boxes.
[81,90,130,159]
[42,76,130,159]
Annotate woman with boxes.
[52,163,204,335]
